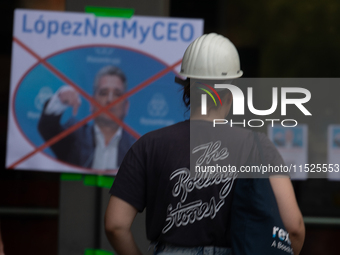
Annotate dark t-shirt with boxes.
[109,120,284,247]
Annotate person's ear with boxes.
[222,91,233,118]
[222,91,232,107]
[226,92,233,106]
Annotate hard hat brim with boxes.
[179,71,243,80]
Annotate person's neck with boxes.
[190,107,226,121]
[96,123,119,145]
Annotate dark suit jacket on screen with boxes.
[38,110,136,169]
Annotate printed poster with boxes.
[6,9,203,174]
[328,125,340,180]
[268,125,308,180]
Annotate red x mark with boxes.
[9,37,182,169]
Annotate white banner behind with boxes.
[6,9,203,174]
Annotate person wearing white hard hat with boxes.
[105,33,305,255]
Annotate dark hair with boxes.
[93,65,127,94]
[183,79,231,111]
[182,79,191,108]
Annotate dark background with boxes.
[1,0,340,254]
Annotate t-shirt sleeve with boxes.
[109,137,147,212]
[256,132,289,176]
[257,132,285,166]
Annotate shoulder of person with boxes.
[254,131,284,165]
[142,120,189,140]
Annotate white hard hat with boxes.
[179,33,243,80]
